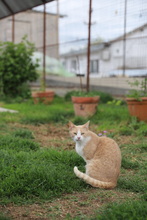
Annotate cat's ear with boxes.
[67,121,75,130]
[84,121,90,129]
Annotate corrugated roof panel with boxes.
[0,0,55,19]
[0,2,10,17]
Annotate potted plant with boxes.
[31,54,55,105]
[126,77,147,122]
[32,90,54,104]
[32,3,55,105]
[67,91,100,117]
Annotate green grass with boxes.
[93,200,147,220]
[0,135,87,204]
[1,97,73,125]
[1,97,129,129]
[0,213,11,220]
[12,128,35,139]
[0,95,147,219]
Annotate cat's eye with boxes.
[81,133,84,135]
[74,132,77,135]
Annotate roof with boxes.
[0,0,55,20]
[61,23,147,57]
[109,23,147,44]
[61,43,106,57]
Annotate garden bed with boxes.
[0,97,146,219]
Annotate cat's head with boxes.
[68,121,90,142]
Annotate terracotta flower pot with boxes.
[126,97,147,122]
[32,91,54,104]
[72,96,100,117]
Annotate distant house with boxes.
[0,10,60,59]
[60,24,147,77]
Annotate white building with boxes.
[60,24,147,77]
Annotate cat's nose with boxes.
[77,137,81,140]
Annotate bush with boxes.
[64,90,113,103]
[0,38,39,98]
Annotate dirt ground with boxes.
[0,123,135,220]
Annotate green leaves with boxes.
[127,78,147,99]
[0,38,39,98]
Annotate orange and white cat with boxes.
[68,121,121,189]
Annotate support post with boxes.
[86,0,92,92]
[12,15,15,42]
[56,0,59,59]
[43,2,46,91]
[123,0,127,76]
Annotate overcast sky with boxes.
[35,0,147,53]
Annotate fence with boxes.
[0,0,147,87]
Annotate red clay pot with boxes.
[32,91,54,104]
[72,96,100,117]
[126,97,147,122]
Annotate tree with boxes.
[0,38,39,98]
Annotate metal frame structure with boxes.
[0,0,56,90]
[0,0,55,19]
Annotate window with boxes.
[71,60,77,72]
[90,60,99,74]
[62,60,66,68]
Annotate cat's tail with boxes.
[74,166,116,189]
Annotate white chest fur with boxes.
[75,136,91,161]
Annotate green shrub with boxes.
[64,90,113,103]
[94,200,147,220]
[0,38,39,98]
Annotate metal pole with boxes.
[86,0,92,92]
[43,2,46,91]
[56,0,59,60]
[12,15,15,42]
[123,0,127,77]
[76,56,83,91]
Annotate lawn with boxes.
[0,95,146,220]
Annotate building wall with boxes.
[0,10,59,59]
[61,25,147,77]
